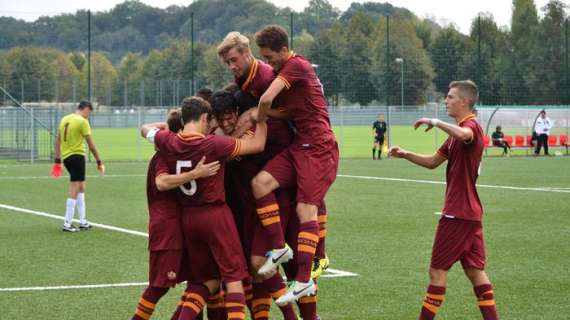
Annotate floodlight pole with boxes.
[87,10,91,101]
[190,12,195,96]
[395,58,404,109]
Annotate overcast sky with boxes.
[0,0,553,35]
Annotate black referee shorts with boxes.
[374,136,385,145]
[63,154,86,182]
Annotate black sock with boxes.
[372,148,376,159]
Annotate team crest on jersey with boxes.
[167,271,177,280]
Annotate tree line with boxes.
[0,0,568,106]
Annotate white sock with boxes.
[64,198,77,227]
[77,193,86,225]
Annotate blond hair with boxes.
[217,31,250,58]
[449,80,479,109]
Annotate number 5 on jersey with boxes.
[176,160,197,196]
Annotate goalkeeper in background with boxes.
[52,100,104,232]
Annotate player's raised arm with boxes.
[155,156,220,191]
[257,78,287,122]
[236,120,267,156]
[389,146,447,170]
[414,117,473,143]
[140,122,167,140]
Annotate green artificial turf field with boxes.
[1,156,569,319]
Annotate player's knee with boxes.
[428,268,447,285]
[203,279,221,294]
[251,173,273,195]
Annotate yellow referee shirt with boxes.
[59,113,92,159]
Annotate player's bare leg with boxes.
[276,203,318,305]
[464,268,499,320]
[252,171,293,276]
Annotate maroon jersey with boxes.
[236,59,275,99]
[146,152,183,251]
[437,115,484,221]
[154,130,241,207]
[274,53,335,146]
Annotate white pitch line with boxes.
[0,203,359,282]
[3,173,569,194]
[337,174,570,194]
[0,174,145,180]
[0,282,149,292]
[0,268,358,292]
[0,204,149,237]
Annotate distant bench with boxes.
[483,134,569,155]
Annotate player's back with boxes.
[274,54,334,146]
[146,152,183,250]
[59,113,90,158]
[155,130,240,208]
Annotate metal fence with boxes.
[1,102,568,162]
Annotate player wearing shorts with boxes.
[52,100,104,232]
[372,113,387,160]
[211,88,298,320]
[132,109,221,320]
[141,96,267,320]
[249,25,339,305]
[390,80,499,320]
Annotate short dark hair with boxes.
[234,90,258,114]
[167,108,183,133]
[255,25,289,52]
[181,96,211,124]
[449,80,479,109]
[210,90,237,118]
[78,100,93,110]
[196,87,213,101]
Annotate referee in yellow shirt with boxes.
[52,101,104,232]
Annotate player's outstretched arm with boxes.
[257,78,287,122]
[155,157,220,191]
[389,146,446,170]
[140,122,167,139]
[414,118,473,142]
[236,121,267,156]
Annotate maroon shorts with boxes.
[182,205,249,283]
[430,217,486,271]
[149,249,188,288]
[263,142,339,206]
[251,188,296,257]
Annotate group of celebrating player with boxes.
[133,25,338,320]
[51,22,500,319]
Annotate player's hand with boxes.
[96,160,105,175]
[236,108,256,130]
[51,160,62,178]
[414,117,438,132]
[193,156,220,178]
[389,146,407,158]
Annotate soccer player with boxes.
[132,109,221,320]
[141,96,268,320]
[250,25,339,304]
[372,113,387,160]
[52,100,104,232]
[211,89,298,320]
[389,80,499,320]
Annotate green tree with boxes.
[308,24,344,105]
[79,52,117,105]
[430,27,467,95]
[370,16,434,106]
[340,13,377,106]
